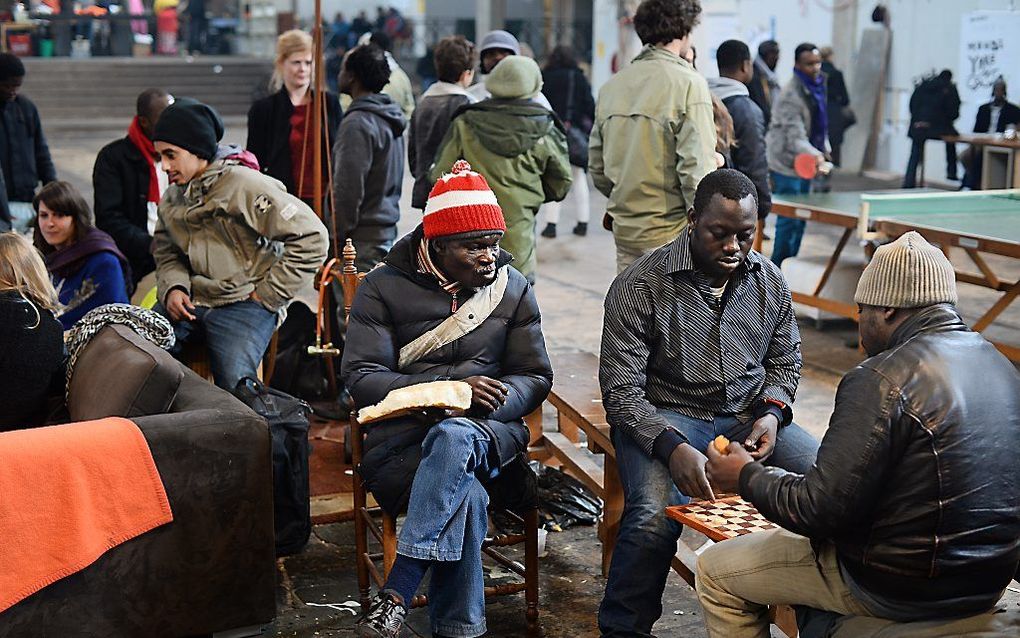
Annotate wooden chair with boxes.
[339,240,541,634]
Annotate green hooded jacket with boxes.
[589,46,717,252]
[430,99,572,280]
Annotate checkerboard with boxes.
[665,496,776,542]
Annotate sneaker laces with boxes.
[360,591,406,634]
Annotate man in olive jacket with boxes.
[701,232,1020,637]
[431,55,571,283]
[588,0,717,273]
[152,99,328,390]
[344,163,552,638]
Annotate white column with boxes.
[591,0,620,92]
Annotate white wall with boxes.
[846,0,1020,182]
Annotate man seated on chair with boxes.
[152,98,328,390]
[598,168,819,636]
[342,160,553,638]
[700,231,1020,637]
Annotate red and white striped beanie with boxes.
[423,160,506,239]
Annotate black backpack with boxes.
[233,376,312,556]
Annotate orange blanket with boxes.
[0,417,173,613]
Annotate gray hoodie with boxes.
[331,93,407,244]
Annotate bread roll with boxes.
[357,380,473,424]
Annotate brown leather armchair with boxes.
[0,325,276,637]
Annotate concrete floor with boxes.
[49,124,1020,638]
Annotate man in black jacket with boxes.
[345,163,552,638]
[699,231,1020,637]
[708,40,771,220]
[962,78,1020,189]
[747,40,780,128]
[0,53,56,234]
[408,35,475,210]
[332,43,405,272]
[903,70,960,188]
[93,88,172,287]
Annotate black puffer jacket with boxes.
[341,226,553,516]
[741,305,1020,616]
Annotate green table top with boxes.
[772,190,1020,244]
[865,191,1020,244]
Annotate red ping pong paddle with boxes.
[794,153,819,180]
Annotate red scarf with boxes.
[127,116,160,203]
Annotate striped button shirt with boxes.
[599,227,801,458]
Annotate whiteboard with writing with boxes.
[958,11,1020,134]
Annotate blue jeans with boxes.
[398,418,500,638]
[598,410,819,637]
[770,172,812,266]
[156,298,277,390]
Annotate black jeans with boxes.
[903,137,958,188]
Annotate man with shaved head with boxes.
[93,88,173,287]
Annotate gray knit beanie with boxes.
[479,30,521,56]
[854,231,958,308]
[486,56,543,100]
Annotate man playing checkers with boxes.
[701,231,1020,637]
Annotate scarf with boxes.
[45,226,132,290]
[127,116,160,203]
[416,238,464,310]
[794,68,828,152]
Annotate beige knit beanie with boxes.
[855,231,958,308]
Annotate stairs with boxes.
[20,56,274,127]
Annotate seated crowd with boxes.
[1,1,1019,636]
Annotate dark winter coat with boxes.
[342,226,553,516]
[541,66,595,131]
[245,88,343,196]
[0,166,11,232]
[408,82,472,209]
[92,137,157,284]
[743,305,1020,619]
[822,61,851,146]
[708,77,771,219]
[908,76,961,140]
[0,95,56,203]
[331,93,406,245]
[0,291,64,431]
[974,101,1020,134]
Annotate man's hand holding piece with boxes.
[705,435,755,494]
[745,413,780,462]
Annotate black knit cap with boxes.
[152,97,224,161]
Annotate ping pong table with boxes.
[771,189,1020,360]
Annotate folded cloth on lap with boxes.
[0,417,173,613]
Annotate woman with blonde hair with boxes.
[246,29,342,208]
[0,232,65,431]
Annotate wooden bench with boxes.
[529,351,621,577]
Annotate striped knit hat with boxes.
[423,160,506,239]
[855,231,958,308]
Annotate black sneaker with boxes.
[540,223,557,238]
[356,591,406,637]
[572,222,588,236]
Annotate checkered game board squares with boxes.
[665,496,776,542]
